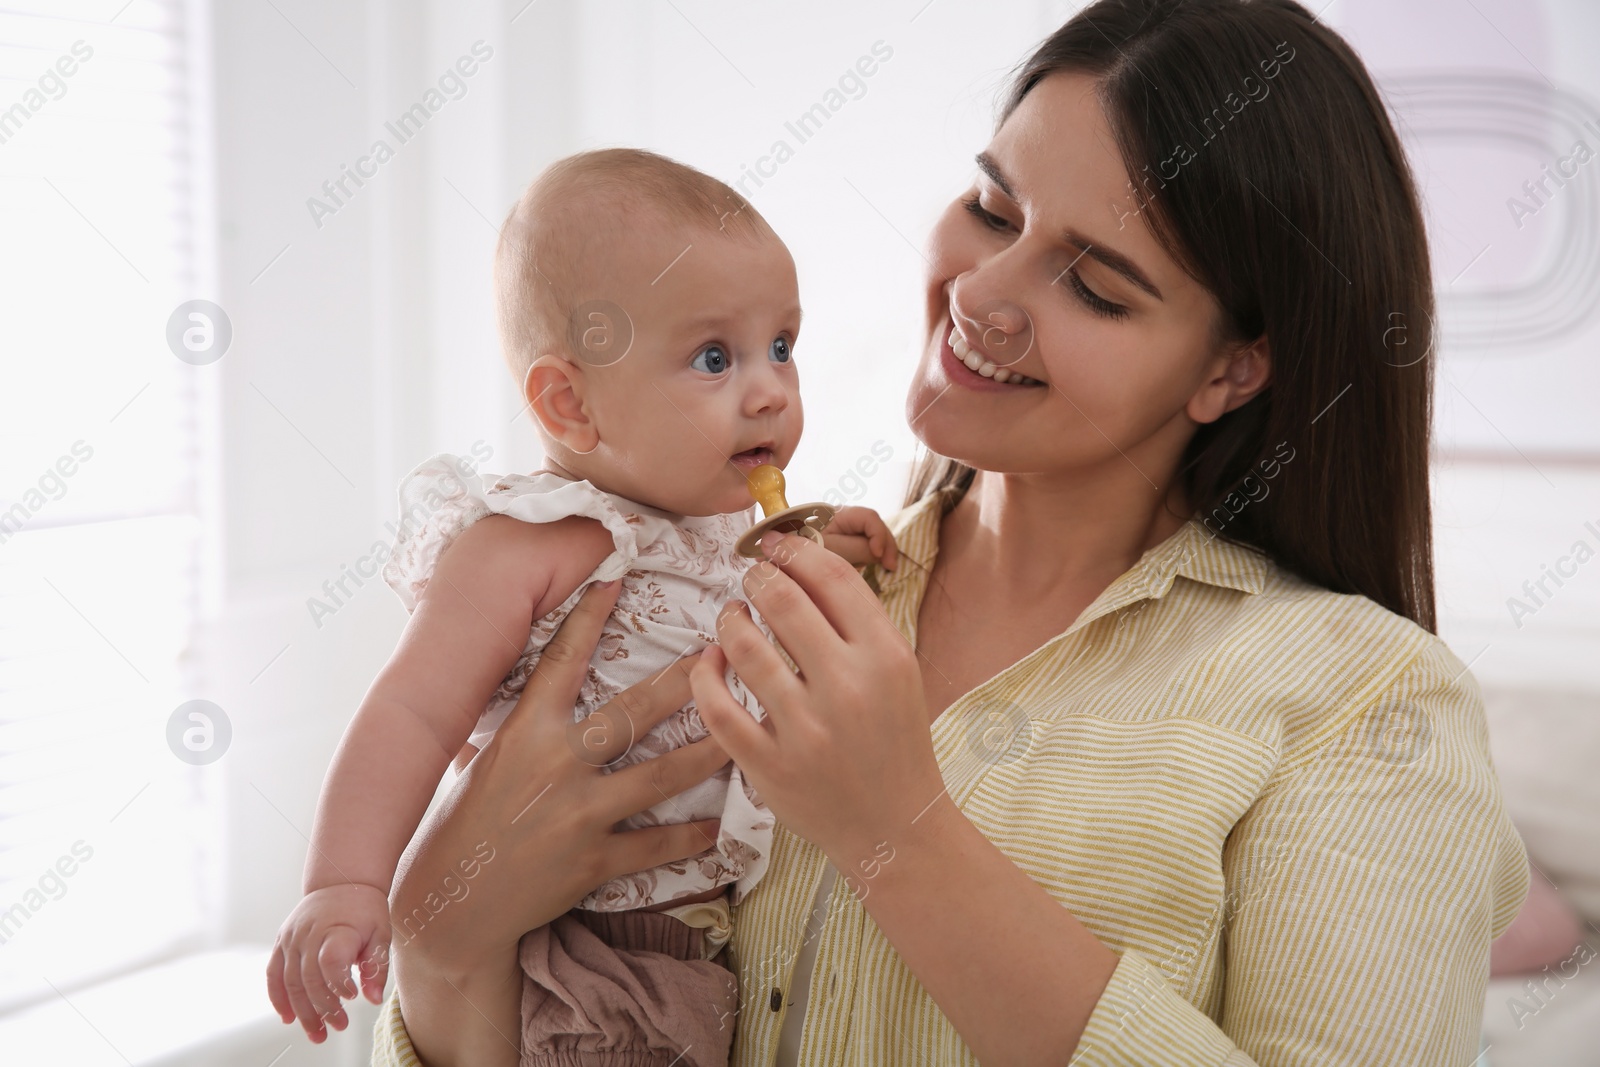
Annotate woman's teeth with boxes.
[947,323,1042,385]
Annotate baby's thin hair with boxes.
[494,147,774,383]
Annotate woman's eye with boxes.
[963,193,1012,232]
[1065,269,1129,321]
[769,336,791,363]
[691,345,730,374]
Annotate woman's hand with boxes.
[693,530,1121,1066]
[691,530,947,880]
[390,579,730,1067]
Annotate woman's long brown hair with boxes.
[906,0,1437,632]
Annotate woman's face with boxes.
[908,71,1260,485]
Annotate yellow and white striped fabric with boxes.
[372,488,1529,1066]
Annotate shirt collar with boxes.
[1155,517,1273,597]
[879,489,1273,620]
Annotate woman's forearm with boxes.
[832,796,1119,1066]
[393,939,523,1067]
[386,784,527,1067]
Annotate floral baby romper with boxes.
[382,453,774,1067]
[381,453,776,910]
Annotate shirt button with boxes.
[829,972,839,999]
[770,987,783,1012]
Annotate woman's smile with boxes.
[934,313,1048,394]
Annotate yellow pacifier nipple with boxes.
[734,463,836,559]
[745,464,789,517]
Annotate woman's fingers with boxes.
[597,733,731,826]
[570,651,703,767]
[703,608,798,730]
[502,579,622,742]
[747,530,881,652]
[602,819,723,885]
[692,643,780,765]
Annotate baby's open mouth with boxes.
[730,446,775,471]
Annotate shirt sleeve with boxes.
[370,991,425,1067]
[1069,638,1530,1065]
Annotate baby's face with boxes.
[565,222,804,517]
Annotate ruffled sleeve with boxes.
[380,454,644,612]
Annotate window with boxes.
[0,0,211,1011]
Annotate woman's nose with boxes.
[951,281,1035,369]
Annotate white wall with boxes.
[1327,0,1600,691]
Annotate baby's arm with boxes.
[267,513,614,1040]
[823,505,899,571]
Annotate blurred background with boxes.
[1,0,1595,1063]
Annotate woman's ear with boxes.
[525,355,600,454]
[1186,333,1272,425]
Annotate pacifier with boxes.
[735,465,836,559]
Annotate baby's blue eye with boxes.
[769,337,791,363]
[691,345,730,374]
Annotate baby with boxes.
[266,148,898,1067]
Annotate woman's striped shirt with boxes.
[372,488,1528,1065]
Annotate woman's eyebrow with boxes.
[1062,232,1164,301]
[974,151,1016,198]
[974,151,1164,302]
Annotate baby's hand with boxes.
[266,883,391,1042]
[823,506,899,572]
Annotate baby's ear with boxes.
[525,355,599,453]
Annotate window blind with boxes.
[0,0,208,1012]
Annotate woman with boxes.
[361,0,1528,1062]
